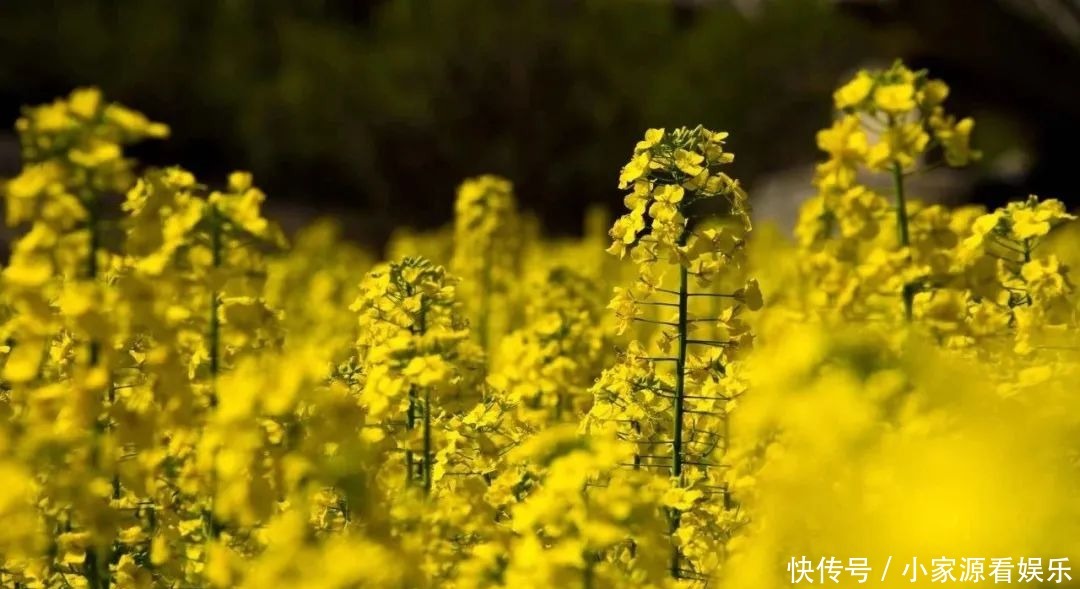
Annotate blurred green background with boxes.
[2,0,1079,247]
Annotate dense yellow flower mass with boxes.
[1,61,1078,588]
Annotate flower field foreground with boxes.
[2,61,1080,588]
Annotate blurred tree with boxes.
[0,0,868,246]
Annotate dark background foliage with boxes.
[1,0,1078,248]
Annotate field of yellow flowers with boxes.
[1,60,1079,588]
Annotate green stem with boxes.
[422,389,432,495]
[669,231,690,579]
[631,420,641,468]
[723,409,731,511]
[405,301,429,491]
[208,205,222,406]
[85,189,101,366]
[84,189,121,585]
[83,547,108,589]
[480,240,493,352]
[710,279,725,342]
[206,206,224,544]
[406,388,416,485]
[1022,239,1034,306]
[86,191,99,281]
[583,551,595,589]
[891,161,913,322]
[672,265,688,480]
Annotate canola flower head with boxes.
[450,174,523,350]
[609,126,749,290]
[10,87,168,202]
[795,59,993,327]
[825,60,980,177]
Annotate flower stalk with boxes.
[891,161,914,322]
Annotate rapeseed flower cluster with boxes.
[796,61,981,322]
[1,61,1078,589]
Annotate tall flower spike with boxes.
[488,266,612,426]
[450,175,523,351]
[797,60,982,323]
[0,88,171,589]
[351,256,484,493]
[588,126,759,581]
